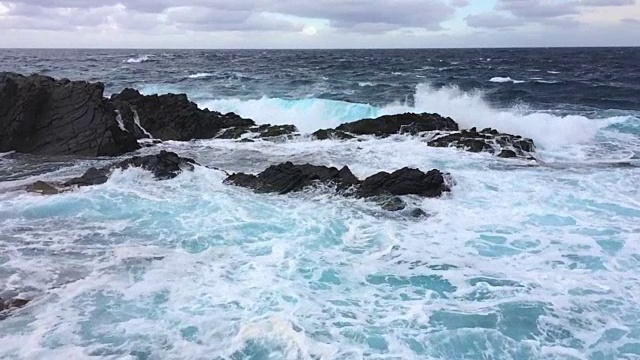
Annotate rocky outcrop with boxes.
[224,162,451,213]
[0,72,139,156]
[0,73,259,156]
[0,297,30,320]
[27,151,196,193]
[215,124,298,140]
[316,114,535,159]
[312,129,355,140]
[427,127,536,158]
[109,88,255,141]
[334,113,459,136]
[64,150,196,187]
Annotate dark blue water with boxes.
[1,48,639,360]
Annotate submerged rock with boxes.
[312,129,356,140]
[335,113,459,136]
[26,180,61,195]
[224,162,451,211]
[0,297,30,320]
[27,151,197,193]
[64,150,196,187]
[215,124,298,140]
[0,72,139,156]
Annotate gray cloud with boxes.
[466,12,520,29]
[449,0,470,7]
[0,0,459,36]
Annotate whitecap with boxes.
[124,55,153,64]
[187,73,214,79]
[489,77,526,84]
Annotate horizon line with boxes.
[1,45,639,51]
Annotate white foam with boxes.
[125,55,152,64]
[187,72,214,79]
[489,77,526,84]
[199,83,622,149]
[132,109,152,138]
[114,110,127,131]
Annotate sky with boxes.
[0,0,639,48]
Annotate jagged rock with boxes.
[110,88,255,141]
[312,129,356,140]
[0,72,139,156]
[215,124,298,139]
[224,162,451,211]
[0,297,30,319]
[63,151,196,188]
[357,167,450,198]
[335,113,459,137]
[26,180,61,195]
[408,208,429,218]
[428,128,536,158]
[498,149,518,158]
[224,162,359,194]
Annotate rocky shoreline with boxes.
[1,71,538,319]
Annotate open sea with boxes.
[0,48,639,359]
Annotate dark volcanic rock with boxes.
[335,113,459,137]
[224,162,359,194]
[26,180,61,195]
[215,124,298,140]
[0,72,139,156]
[64,151,196,188]
[110,88,255,141]
[1,297,30,319]
[358,167,450,198]
[428,128,536,158]
[312,129,356,140]
[224,162,451,211]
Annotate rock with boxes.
[258,124,297,138]
[428,128,536,158]
[0,72,139,156]
[3,298,29,310]
[377,196,407,211]
[215,124,298,140]
[312,129,356,140]
[498,149,517,158]
[335,113,459,137]
[64,167,110,187]
[224,162,359,194]
[408,208,429,218]
[27,180,60,195]
[225,162,452,211]
[109,88,255,141]
[64,151,196,188]
[358,167,450,198]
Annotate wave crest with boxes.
[198,83,621,148]
[125,55,153,64]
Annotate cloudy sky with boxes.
[0,0,638,48]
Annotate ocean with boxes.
[0,48,639,359]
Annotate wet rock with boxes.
[312,129,356,140]
[26,180,61,195]
[0,297,30,318]
[408,208,429,218]
[215,124,298,140]
[335,113,459,137]
[224,162,359,194]
[498,149,518,158]
[109,88,255,141]
[225,162,451,212]
[358,167,450,198]
[64,151,196,188]
[0,72,139,156]
[428,128,536,158]
[64,167,110,187]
